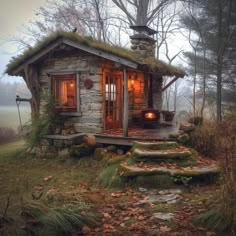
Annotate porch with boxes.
[95,125,179,146]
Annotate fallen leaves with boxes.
[44,175,53,181]
[160,225,172,232]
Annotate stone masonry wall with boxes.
[39,52,103,134]
[130,38,156,60]
[152,77,163,110]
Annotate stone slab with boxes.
[119,163,220,177]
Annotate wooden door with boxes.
[104,72,122,130]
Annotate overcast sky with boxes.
[0,0,46,83]
[0,0,188,85]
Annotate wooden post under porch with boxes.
[123,67,128,137]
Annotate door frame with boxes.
[103,70,123,130]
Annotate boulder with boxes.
[179,121,195,132]
[177,134,190,144]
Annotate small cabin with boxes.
[6,27,185,147]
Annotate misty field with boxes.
[0,105,31,130]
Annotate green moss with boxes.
[6,31,185,78]
[132,141,179,150]
[98,163,124,188]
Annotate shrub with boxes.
[98,163,124,188]
[193,120,236,234]
[189,121,218,157]
[0,127,17,144]
[26,91,57,149]
[21,200,99,236]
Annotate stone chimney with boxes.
[130,25,157,60]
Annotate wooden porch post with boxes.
[123,67,128,137]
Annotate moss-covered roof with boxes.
[5,31,185,77]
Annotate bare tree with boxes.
[111,0,172,26]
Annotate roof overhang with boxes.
[9,37,139,76]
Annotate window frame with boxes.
[49,71,81,116]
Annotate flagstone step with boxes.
[132,148,193,162]
[119,163,220,178]
[133,141,179,150]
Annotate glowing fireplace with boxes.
[142,109,160,128]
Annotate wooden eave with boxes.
[9,38,139,76]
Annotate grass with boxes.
[0,141,104,235]
[98,163,124,188]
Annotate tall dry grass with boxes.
[192,120,236,233]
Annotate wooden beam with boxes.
[162,76,179,92]
[63,39,138,69]
[10,37,138,76]
[11,39,63,75]
[123,67,128,137]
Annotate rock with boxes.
[119,163,220,178]
[40,138,51,146]
[41,145,48,153]
[55,127,62,135]
[168,133,180,139]
[139,193,181,204]
[106,145,117,152]
[177,134,190,144]
[138,187,148,192]
[158,189,182,195]
[179,121,195,132]
[153,212,175,221]
[133,148,193,161]
[133,141,179,150]
[58,148,69,157]
[117,148,124,155]
[54,139,65,148]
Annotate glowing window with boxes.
[52,74,77,112]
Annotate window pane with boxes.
[52,75,77,112]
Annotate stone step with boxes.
[132,148,193,162]
[119,163,220,178]
[133,141,179,150]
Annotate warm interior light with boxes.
[131,79,135,86]
[145,112,156,120]
[70,81,75,87]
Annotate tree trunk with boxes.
[23,64,40,119]
[216,0,223,123]
[200,44,206,118]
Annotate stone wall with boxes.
[130,38,156,60]
[39,50,104,134]
[152,77,163,110]
[128,72,146,123]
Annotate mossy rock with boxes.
[177,134,190,144]
[134,175,176,188]
[119,163,220,178]
[132,148,193,162]
[107,155,127,165]
[132,141,179,150]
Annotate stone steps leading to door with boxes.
[132,148,193,162]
